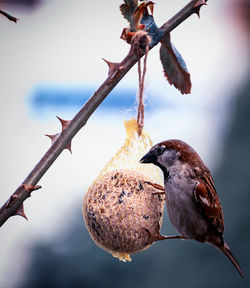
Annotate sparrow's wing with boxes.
[194,172,224,234]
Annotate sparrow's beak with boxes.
[140,151,156,164]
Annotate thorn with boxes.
[45,133,72,153]
[194,0,207,8]
[102,58,120,76]
[5,185,41,221]
[193,0,207,17]
[66,142,72,154]
[14,204,28,220]
[56,116,72,152]
[56,116,71,132]
[45,133,60,145]
[22,184,42,193]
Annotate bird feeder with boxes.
[83,119,165,261]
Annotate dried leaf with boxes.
[160,34,191,94]
[120,4,132,23]
[119,0,138,27]
[138,3,165,46]
[124,0,138,10]
[120,1,155,33]
[120,28,137,43]
[140,13,164,46]
[132,1,154,31]
[148,2,154,15]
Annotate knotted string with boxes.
[137,45,149,135]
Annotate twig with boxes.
[0,0,208,227]
[0,9,18,23]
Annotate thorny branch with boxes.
[0,0,208,227]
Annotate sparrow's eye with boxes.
[156,146,165,156]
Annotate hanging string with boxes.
[137,45,149,136]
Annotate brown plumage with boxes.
[140,139,244,278]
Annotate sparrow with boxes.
[140,139,244,278]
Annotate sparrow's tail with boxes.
[219,242,244,278]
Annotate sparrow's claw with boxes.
[142,228,185,242]
[155,234,185,241]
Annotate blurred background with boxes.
[0,0,249,287]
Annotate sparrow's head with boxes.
[140,139,204,173]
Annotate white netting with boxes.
[98,119,163,185]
